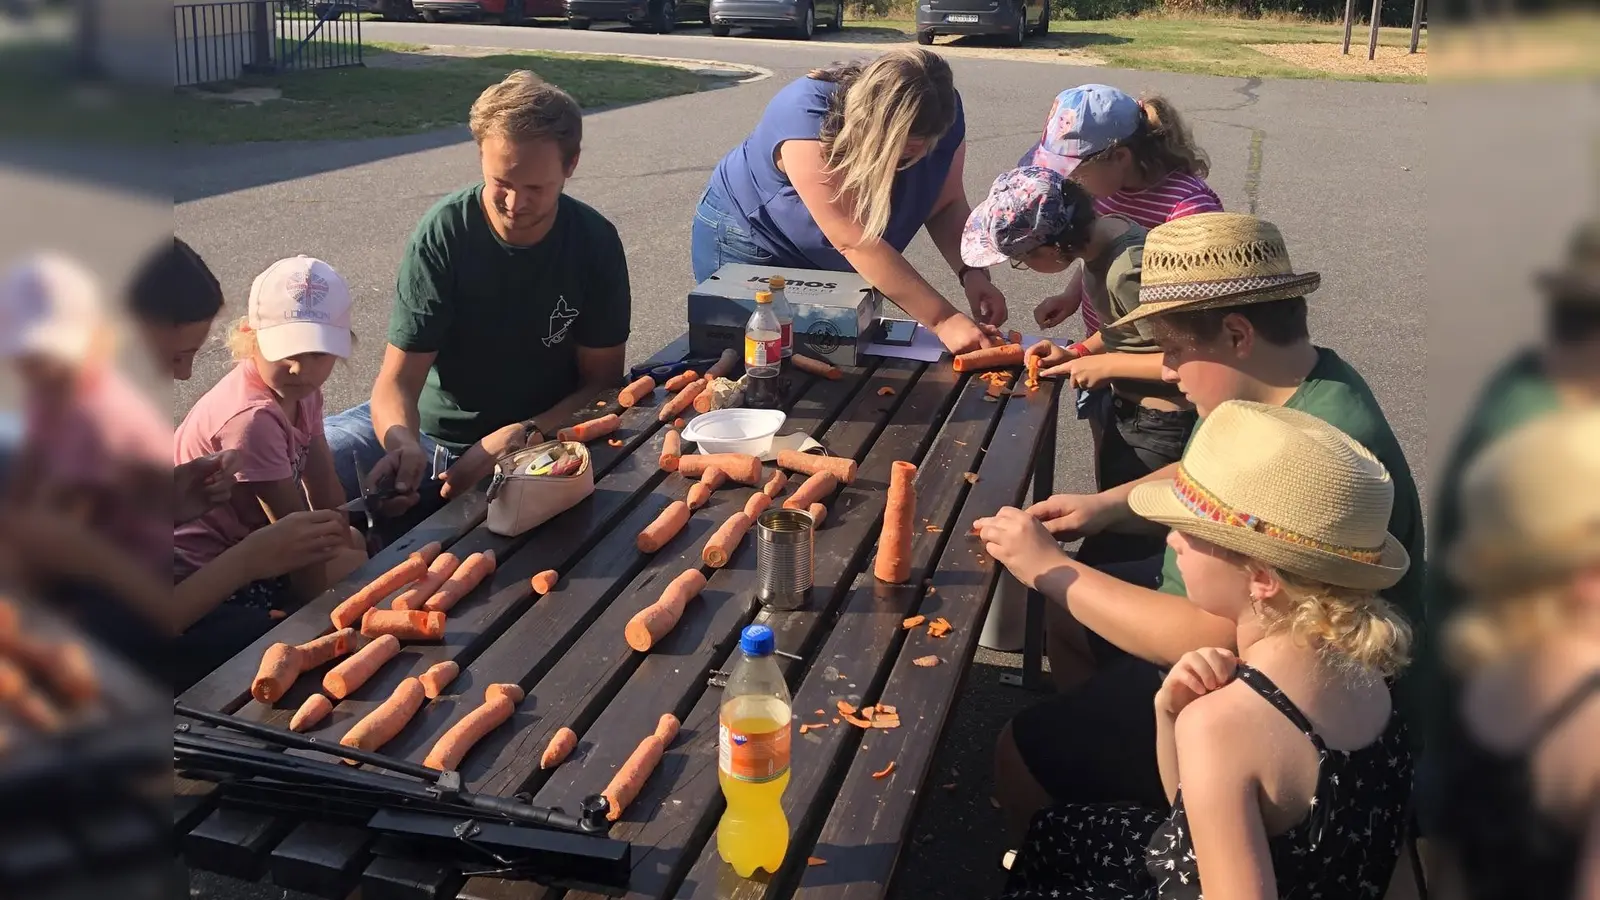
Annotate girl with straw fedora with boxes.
[997,400,1415,900]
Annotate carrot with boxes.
[625,569,706,652]
[782,471,838,510]
[664,370,699,392]
[618,376,656,408]
[1025,355,1041,390]
[660,429,682,472]
[323,634,400,700]
[410,541,442,567]
[289,693,332,732]
[251,627,358,704]
[986,376,1011,399]
[693,391,715,414]
[872,760,897,779]
[705,348,739,380]
[558,413,621,443]
[777,450,857,485]
[420,660,459,699]
[362,607,446,642]
[423,550,496,613]
[541,726,578,769]
[659,379,705,423]
[1007,330,1023,345]
[686,482,712,511]
[331,555,428,629]
[743,491,773,519]
[637,501,691,553]
[791,354,842,380]
[700,465,729,491]
[874,461,918,584]
[674,418,687,430]
[392,552,461,610]
[702,512,754,568]
[602,713,681,821]
[677,453,762,486]
[762,469,788,499]
[341,677,425,761]
[807,502,828,527]
[530,570,560,595]
[423,683,524,771]
[952,344,1025,373]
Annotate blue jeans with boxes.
[691,183,777,282]
[323,402,454,503]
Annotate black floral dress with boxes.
[1000,664,1413,900]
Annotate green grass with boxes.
[173,49,714,144]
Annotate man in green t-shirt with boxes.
[973,212,1427,841]
[325,72,631,517]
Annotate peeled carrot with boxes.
[686,482,713,511]
[783,472,839,510]
[420,660,459,699]
[777,450,858,485]
[700,466,729,491]
[618,376,656,408]
[602,713,681,821]
[762,470,788,499]
[341,677,426,761]
[637,501,691,553]
[677,453,763,486]
[541,726,578,769]
[423,683,524,771]
[705,348,739,380]
[323,634,401,700]
[808,502,828,527]
[693,391,715,414]
[659,380,705,423]
[874,461,918,583]
[530,570,560,595]
[361,608,446,642]
[660,429,682,472]
[625,569,706,652]
[423,550,496,613]
[331,556,428,629]
[410,541,442,567]
[791,354,842,380]
[952,344,1025,373]
[251,627,358,704]
[290,693,332,732]
[1026,355,1041,390]
[703,512,754,568]
[559,413,620,443]
[744,491,773,519]
[392,552,461,610]
[664,370,699,392]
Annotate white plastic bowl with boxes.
[681,408,787,456]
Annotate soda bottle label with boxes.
[718,718,790,784]
[780,322,793,356]
[745,336,780,368]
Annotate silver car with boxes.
[707,0,842,39]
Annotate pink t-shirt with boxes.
[172,362,326,580]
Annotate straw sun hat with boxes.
[1111,212,1321,329]
[1128,401,1409,590]
[1537,218,1600,303]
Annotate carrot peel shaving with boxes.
[872,761,897,779]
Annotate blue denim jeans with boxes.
[691,183,777,282]
[322,401,454,503]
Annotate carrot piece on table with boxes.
[251,627,358,704]
[618,375,657,408]
[420,660,459,699]
[423,683,525,771]
[674,417,687,430]
[340,676,426,761]
[391,552,462,611]
[808,857,827,866]
[660,429,682,472]
[530,569,560,596]
[601,713,681,821]
[872,760,897,779]
[677,453,763,486]
[791,354,842,380]
[1025,354,1041,390]
[874,461,918,584]
[703,512,754,568]
[625,569,706,652]
[686,482,713,511]
[743,491,773,519]
[699,465,729,491]
[952,344,1025,373]
[986,377,1011,399]
[423,550,496,612]
[608,438,625,447]
[902,615,925,630]
[705,348,739,380]
[664,370,699,392]
[762,469,788,499]
[783,471,838,511]
[331,555,428,629]
[637,501,691,553]
[323,634,401,700]
[877,386,896,396]
[693,391,715,414]
[776,450,857,485]
[659,379,706,423]
[289,693,332,732]
[541,726,579,769]
[410,541,442,566]
[837,700,857,716]
[558,413,621,443]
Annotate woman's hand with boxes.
[961,269,1008,328]
[932,313,999,355]
[1156,648,1239,718]
[1047,353,1117,389]
[972,506,1065,590]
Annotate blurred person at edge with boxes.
[1427,408,1600,900]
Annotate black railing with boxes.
[174,1,364,87]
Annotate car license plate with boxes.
[947,12,978,21]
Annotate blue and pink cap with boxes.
[961,167,1084,268]
[1017,84,1142,178]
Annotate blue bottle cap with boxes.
[740,624,775,657]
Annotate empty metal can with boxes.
[755,507,814,610]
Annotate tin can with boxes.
[755,507,814,611]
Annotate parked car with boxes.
[707,0,841,38]
[914,0,1047,46]
[565,0,709,33]
[413,0,565,23]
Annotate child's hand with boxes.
[1156,648,1239,718]
[971,506,1064,591]
[1034,290,1082,330]
[1024,340,1080,371]
[241,510,351,581]
[1047,353,1117,389]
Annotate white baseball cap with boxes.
[0,253,104,364]
[247,256,353,362]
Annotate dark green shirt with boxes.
[1087,218,1182,402]
[389,187,631,453]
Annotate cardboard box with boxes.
[688,264,882,368]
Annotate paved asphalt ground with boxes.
[180,22,1426,900]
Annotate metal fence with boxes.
[174,1,365,87]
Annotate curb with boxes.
[396,43,773,84]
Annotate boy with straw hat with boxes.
[975,212,1426,839]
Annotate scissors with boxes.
[628,357,724,383]
[340,445,449,516]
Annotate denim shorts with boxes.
[690,184,777,282]
[1088,390,1196,492]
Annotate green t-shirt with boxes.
[389,187,631,453]
[1085,218,1182,403]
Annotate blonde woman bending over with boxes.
[980,401,1414,899]
[692,48,1005,354]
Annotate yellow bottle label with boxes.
[745,336,780,368]
[718,717,791,784]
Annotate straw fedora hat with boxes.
[1449,407,1600,594]
[1537,219,1600,303]
[1128,401,1409,590]
[1111,212,1321,329]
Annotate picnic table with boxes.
[175,334,1062,900]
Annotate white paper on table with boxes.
[762,432,822,462]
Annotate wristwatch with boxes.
[957,265,987,286]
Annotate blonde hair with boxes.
[809,49,957,245]
[227,316,357,362]
[469,71,583,165]
[1119,95,1210,182]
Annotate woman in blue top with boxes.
[692,48,1007,354]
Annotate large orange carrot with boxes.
[703,512,754,568]
[618,376,656,408]
[952,344,1025,373]
[659,380,705,423]
[559,413,620,443]
[705,348,739,380]
[1026,354,1041,390]
[361,608,446,642]
[625,569,706,652]
[677,453,762,486]
[251,627,357,704]
[530,570,560,596]
[340,677,425,761]
[874,461,918,583]
[420,660,459,699]
[783,471,838,510]
[423,683,525,771]
[743,491,773,519]
[289,693,332,732]
[791,354,842,380]
[602,713,681,821]
[693,391,715,414]
[331,556,428,629]
[392,552,461,610]
[700,466,729,491]
[323,634,400,700]
[423,550,496,613]
[777,450,858,485]
[762,469,788,499]
[541,726,578,770]
[664,370,699,392]
[808,502,828,527]
[659,429,682,472]
[637,501,691,553]
[410,541,442,567]
[686,482,713,511]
